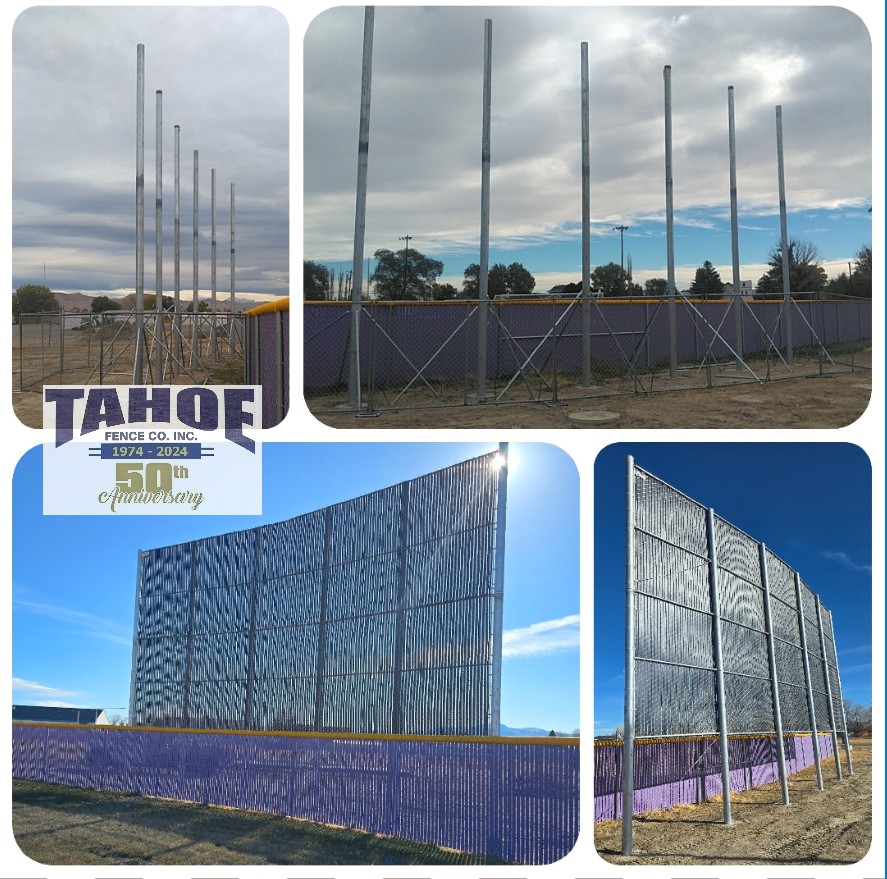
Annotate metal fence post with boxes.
[621,455,637,854]
[794,573,824,790]
[664,66,678,379]
[182,540,199,727]
[391,480,410,734]
[580,42,592,388]
[815,596,842,779]
[706,508,733,824]
[828,608,854,775]
[490,441,508,736]
[476,19,493,399]
[347,5,374,410]
[759,542,790,804]
[775,105,793,366]
[727,85,744,369]
[243,528,261,730]
[313,507,333,731]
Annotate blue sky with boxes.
[304,4,877,293]
[593,442,873,738]
[12,441,580,733]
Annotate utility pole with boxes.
[399,234,412,298]
[613,225,629,294]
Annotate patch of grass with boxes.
[12,780,508,866]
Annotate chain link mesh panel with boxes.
[304,296,872,412]
[629,464,846,741]
[131,452,503,735]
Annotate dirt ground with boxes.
[11,780,502,866]
[307,353,873,430]
[594,739,872,866]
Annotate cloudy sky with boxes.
[303,4,876,292]
[12,6,288,300]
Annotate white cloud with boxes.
[502,613,580,658]
[12,677,84,704]
[14,597,132,646]
[818,550,872,574]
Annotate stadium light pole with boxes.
[613,225,629,295]
[399,235,412,299]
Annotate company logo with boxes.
[43,385,262,516]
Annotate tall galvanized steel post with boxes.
[230,182,236,351]
[795,572,824,790]
[191,150,199,366]
[828,608,854,774]
[706,507,733,824]
[663,66,678,378]
[759,542,790,804]
[621,456,636,855]
[211,168,218,359]
[173,124,182,372]
[727,86,744,368]
[476,19,493,399]
[127,550,145,724]
[489,441,508,736]
[580,43,592,387]
[134,44,145,384]
[775,106,793,365]
[155,90,164,383]
[347,6,374,410]
[815,596,843,780]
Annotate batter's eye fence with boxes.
[617,457,853,854]
[129,450,507,738]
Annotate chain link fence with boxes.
[13,307,289,428]
[304,293,871,413]
[14,310,246,391]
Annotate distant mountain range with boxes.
[51,290,254,313]
[500,724,578,737]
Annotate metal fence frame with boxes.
[14,310,246,391]
[621,456,853,854]
[12,722,579,865]
[304,294,871,413]
[129,448,508,737]
[594,731,834,822]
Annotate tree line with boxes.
[304,250,538,301]
[305,238,872,301]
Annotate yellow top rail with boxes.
[594,731,829,747]
[13,721,579,747]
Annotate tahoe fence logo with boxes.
[42,385,262,516]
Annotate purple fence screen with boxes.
[594,733,834,821]
[13,724,579,865]
[244,303,288,427]
[303,298,872,391]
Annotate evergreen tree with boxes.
[688,261,724,300]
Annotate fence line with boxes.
[304,295,871,412]
[12,722,579,865]
[594,732,834,822]
[14,304,288,427]
[621,457,851,853]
